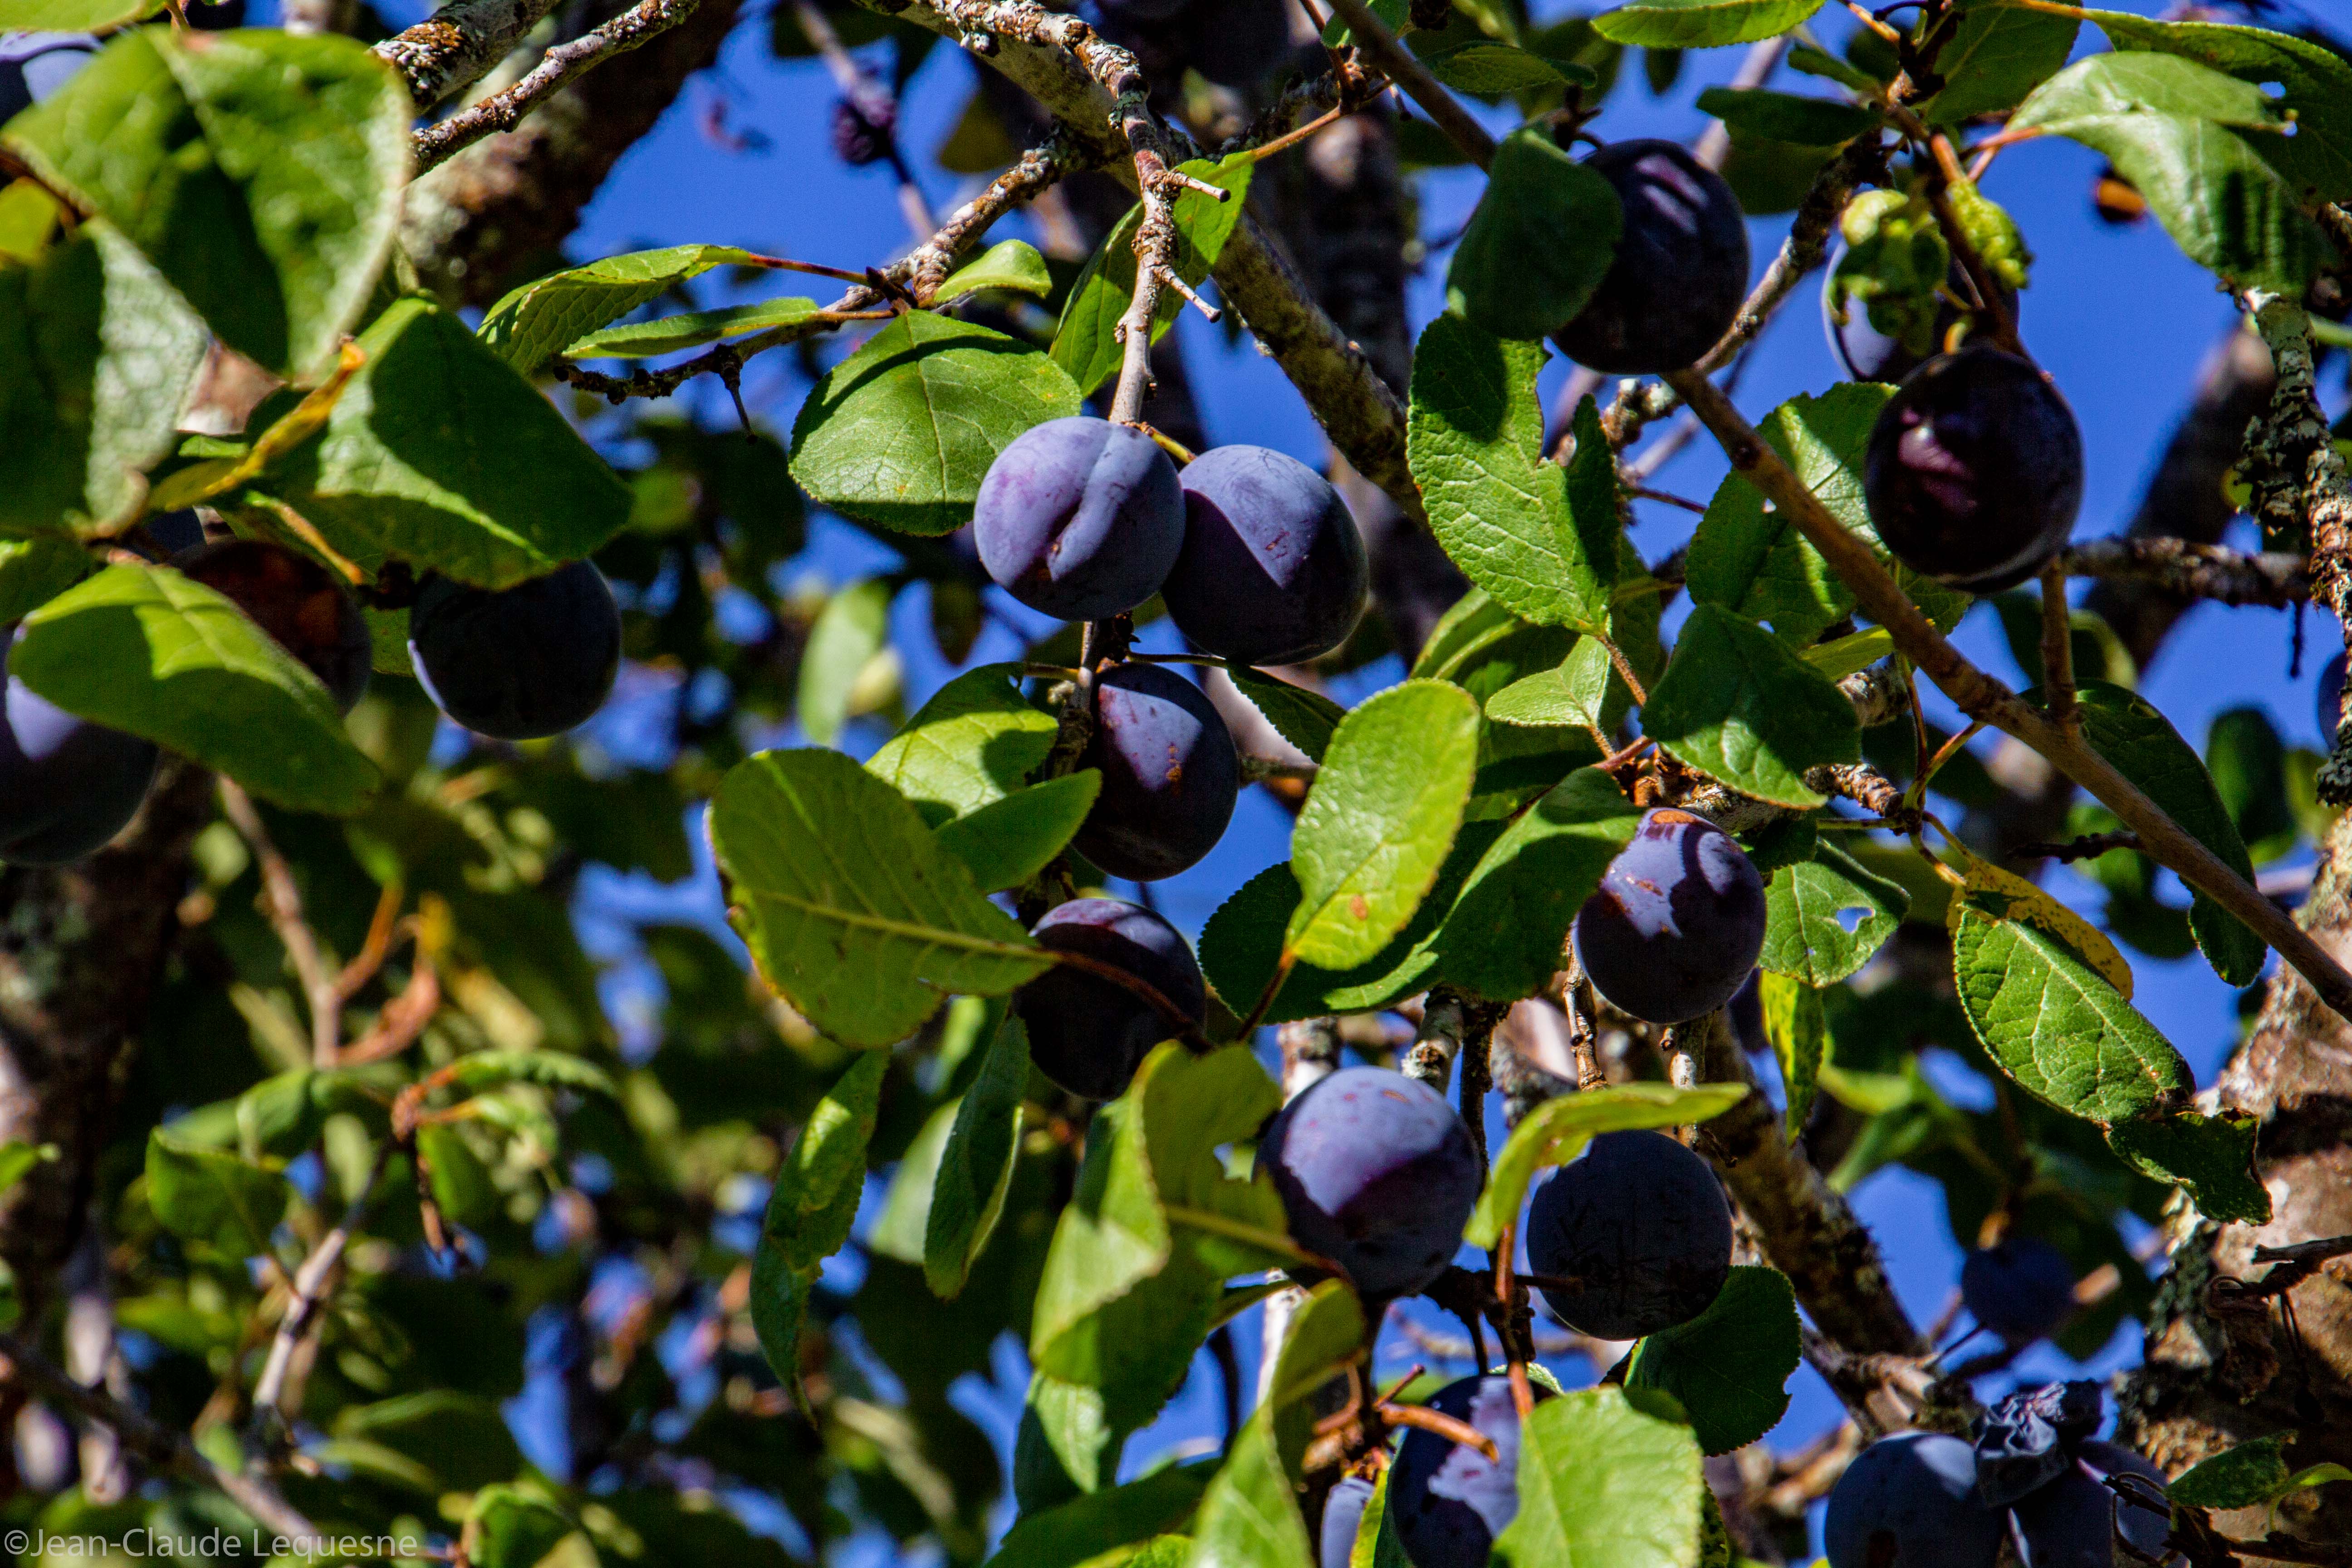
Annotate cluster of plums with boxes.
[1828,1384,2171,1568]
[0,535,622,867]
[975,420,1369,883]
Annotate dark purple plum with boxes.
[973,417,1184,622]
[1255,1066,1482,1301]
[1387,1374,1551,1568]
[2011,1461,2126,1568]
[1571,808,1765,1024]
[407,561,622,740]
[1553,139,1750,375]
[2078,1441,2171,1561]
[1826,1432,2008,1568]
[0,624,157,865]
[181,540,370,712]
[1014,897,1205,1101]
[1822,249,2020,385]
[1863,345,2083,593]
[1974,1381,2104,1505]
[2318,651,2345,743]
[0,31,97,124]
[1160,445,1368,666]
[1320,1475,1374,1568]
[1961,1234,2077,1345]
[1071,661,1238,882]
[1524,1129,1731,1340]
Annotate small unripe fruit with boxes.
[1863,345,2083,593]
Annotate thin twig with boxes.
[413,0,709,174]
[2059,537,2309,606]
[1666,365,2352,1025]
[252,1142,394,1434]
[2039,558,2078,729]
[1320,0,1495,170]
[0,1335,317,1541]
[219,781,340,1069]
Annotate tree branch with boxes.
[413,0,708,174]
[251,1143,393,1435]
[1318,0,1495,171]
[218,780,340,1070]
[0,1335,317,1541]
[1665,364,2352,1027]
[374,0,563,113]
[2060,537,2308,607]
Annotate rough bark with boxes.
[0,763,213,1326]
[2118,808,2352,1547]
[401,0,749,306]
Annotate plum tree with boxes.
[1572,808,1765,1023]
[1318,1475,1373,1568]
[1014,897,1205,1100]
[180,540,371,713]
[1159,444,1369,666]
[2319,650,2344,740]
[1071,661,1239,881]
[1256,1066,1481,1301]
[973,417,1185,621]
[1961,1233,2078,1344]
[1386,1374,1551,1568]
[1826,1432,2008,1568]
[0,626,157,866]
[407,561,623,740]
[1552,138,1749,374]
[1524,1128,1732,1339]
[1863,345,2085,593]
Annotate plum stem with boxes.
[1378,1402,1499,1462]
[1320,0,1495,171]
[1668,363,2352,1029]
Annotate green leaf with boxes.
[1950,874,2193,1125]
[1436,769,1644,1001]
[1466,1083,1747,1250]
[14,562,378,813]
[1445,128,1622,343]
[2206,706,2296,862]
[2170,1436,2289,1510]
[2011,54,2324,292]
[936,771,1101,894]
[2104,1109,2270,1225]
[272,297,635,589]
[0,222,209,539]
[439,1050,617,1099]
[1407,318,1619,632]
[1802,627,1893,683]
[1626,1266,1801,1455]
[1643,605,1860,807]
[1284,681,1482,969]
[465,1485,575,1568]
[1196,825,1506,1025]
[2084,10,2352,206]
[0,1142,50,1199]
[145,1128,290,1258]
[1760,841,1907,986]
[750,1053,888,1382]
[0,0,161,26]
[1492,1386,1706,1568]
[5,28,408,380]
[867,662,1060,823]
[477,244,757,373]
[924,1013,1032,1298]
[798,578,895,744]
[564,295,821,359]
[1031,1045,1294,1428]
[2060,681,2264,986]
[794,312,1084,536]
[1485,637,1628,736]
[1416,40,1593,94]
[935,239,1053,304]
[708,748,1049,1049]
[1593,0,1822,49]
[1756,972,1825,1137]
[985,1464,1214,1568]
[1051,155,1253,396]
[1695,87,1879,145]
[0,538,88,621]
[1922,0,2080,122]
[1227,667,1346,763]
[1187,1281,1365,1568]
